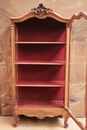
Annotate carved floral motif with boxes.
[35,110,46,119]
[31,3,52,17]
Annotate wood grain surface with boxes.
[0,0,87,118]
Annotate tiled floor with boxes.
[0,116,85,130]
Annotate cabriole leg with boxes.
[13,112,19,127]
[64,114,69,128]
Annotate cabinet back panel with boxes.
[18,44,65,61]
[16,17,66,42]
[18,65,65,81]
[18,87,64,100]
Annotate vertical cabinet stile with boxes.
[64,24,71,107]
[11,23,16,106]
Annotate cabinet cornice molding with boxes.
[67,12,87,26]
[10,4,70,23]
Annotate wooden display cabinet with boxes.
[11,4,86,129]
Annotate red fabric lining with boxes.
[18,65,65,82]
[18,44,65,62]
[18,87,64,100]
[16,17,66,42]
[17,100,64,108]
[16,17,66,108]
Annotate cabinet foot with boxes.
[13,121,18,127]
[13,114,19,127]
[64,114,69,128]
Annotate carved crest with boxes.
[31,3,52,17]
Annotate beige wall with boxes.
[0,0,87,117]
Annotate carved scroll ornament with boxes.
[31,3,52,17]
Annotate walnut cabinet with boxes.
[11,4,86,129]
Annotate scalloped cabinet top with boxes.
[10,3,70,23]
[10,3,87,26]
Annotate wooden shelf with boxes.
[15,61,65,65]
[16,81,65,87]
[16,100,64,108]
[15,42,66,44]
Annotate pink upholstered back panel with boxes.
[18,44,65,62]
[18,87,64,100]
[16,17,66,42]
[18,65,65,82]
